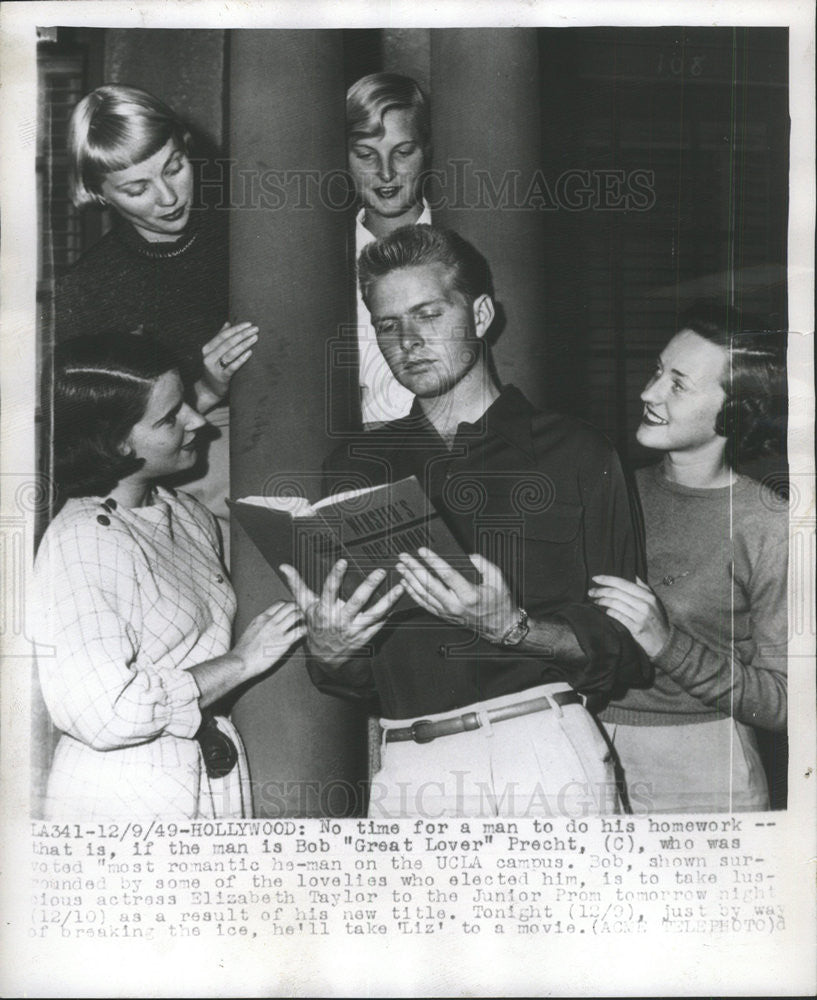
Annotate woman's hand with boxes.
[232,600,305,678]
[396,548,518,643]
[195,320,259,412]
[588,575,671,659]
[279,559,403,669]
[192,601,305,706]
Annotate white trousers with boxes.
[370,683,621,819]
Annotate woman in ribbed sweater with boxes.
[590,307,787,813]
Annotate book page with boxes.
[313,480,396,510]
[237,495,315,516]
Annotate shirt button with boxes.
[437,644,446,657]
[96,514,110,526]
[216,575,224,584]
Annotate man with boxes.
[281,225,652,818]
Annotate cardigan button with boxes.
[96,514,110,526]
[216,575,225,584]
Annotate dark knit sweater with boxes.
[55,209,228,383]
[601,464,788,731]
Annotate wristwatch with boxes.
[499,607,530,647]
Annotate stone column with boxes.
[228,30,365,817]
[105,29,225,152]
[430,29,549,407]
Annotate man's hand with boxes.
[279,559,403,668]
[588,575,671,659]
[396,548,518,643]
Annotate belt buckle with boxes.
[410,719,436,744]
[462,711,482,732]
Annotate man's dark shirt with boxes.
[309,385,653,718]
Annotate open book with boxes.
[228,475,473,613]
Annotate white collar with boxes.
[355,200,432,249]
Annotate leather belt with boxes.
[384,690,583,745]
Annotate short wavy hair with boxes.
[53,333,182,499]
[68,84,191,208]
[678,303,786,464]
[346,72,430,159]
[357,224,494,309]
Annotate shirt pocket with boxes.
[518,502,585,607]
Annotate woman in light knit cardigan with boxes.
[590,306,787,813]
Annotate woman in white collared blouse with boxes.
[347,73,432,427]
